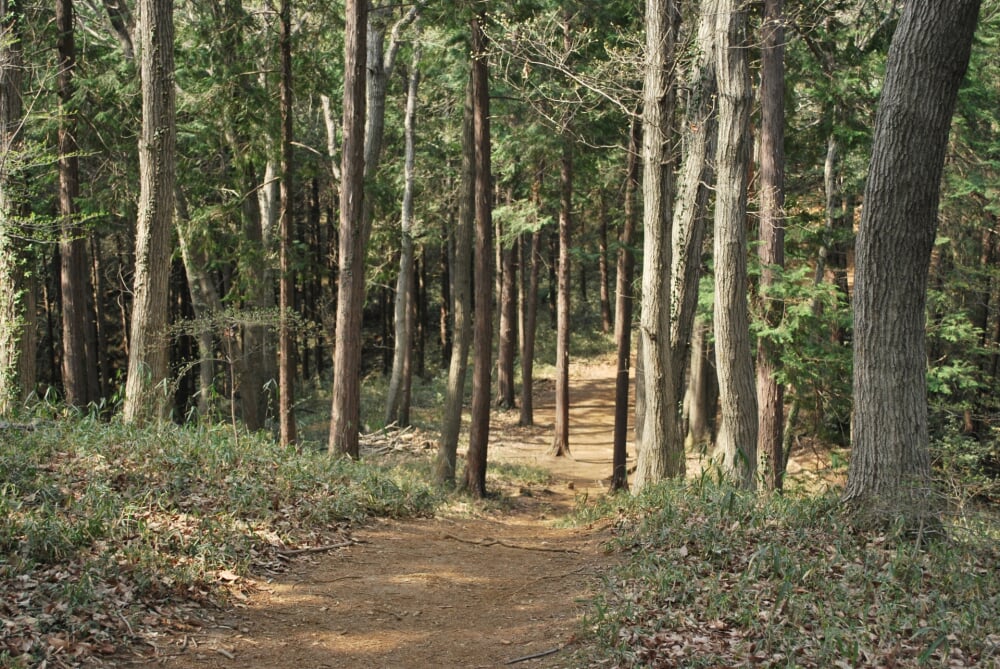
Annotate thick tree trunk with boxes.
[0,0,35,414]
[756,0,786,490]
[462,15,493,498]
[386,41,421,427]
[683,316,716,449]
[277,0,296,446]
[845,0,981,515]
[633,0,682,491]
[551,140,572,457]
[712,0,757,489]
[611,119,640,492]
[329,0,368,457]
[123,0,175,424]
[57,0,94,409]
[435,77,474,485]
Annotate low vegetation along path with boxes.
[125,361,628,668]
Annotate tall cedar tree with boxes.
[845,0,981,515]
[329,0,367,457]
[462,14,493,498]
[123,0,175,423]
[278,0,296,445]
[712,0,757,488]
[633,0,682,491]
[551,139,572,457]
[756,0,786,489]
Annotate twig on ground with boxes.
[505,645,564,664]
[440,533,580,553]
[276,539,356,557]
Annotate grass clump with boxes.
[583,481,1000,667]
[0,418,440,665]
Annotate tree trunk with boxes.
[386,38,421,427]
[633,0,682,492]
[519,227,541,427]
[435,76,474,485]
[328,0,368,457]
[683,316,715,449]
[57,0,94,409]
[551,139,572,457]
[496,194,517,410]
[462,15,493,498]
[844,0,981,516]
[712,0,757,489]
[123,0,175,424]
[756,0,786,490]
[598,193,612,335]
[611,119,640,493]
[0,0,35,414]
[670,0,718,400]
[277,0,297,446]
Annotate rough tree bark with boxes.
[277,0,296,445]
[462,14,493,498]
[518,167,544,428]
[844,0,981,517]
[712,0,757,489]
[123,0,175,424]
[756,0,786,490]
[496,198,516,410]
[633,0,682,492]
[0,0,35,414]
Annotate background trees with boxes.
[0,0,994,516]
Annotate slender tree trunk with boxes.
[598,193,612,335]
[123,0,175,424]
[462,15,493,498]
[611,119,640,492]
[57,0,93,409]
[845,0,981,516]
[0,0,35,414]
[551,140,572,457]
[496,214,517,410]
[435,76,474,485]
[757,0,786,490]
[518,226,541,427]
[277,0,296,445]
[386,38,421,426]
[683,316,715,449]
[633,0,682,491]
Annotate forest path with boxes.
[124,359,630,668]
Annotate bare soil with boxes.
[117,359,631,669]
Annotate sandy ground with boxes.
[117,359,632,669]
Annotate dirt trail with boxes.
[120,360,630,669]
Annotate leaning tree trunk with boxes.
[462,14,493,498]
[123,0,175,424]
[844,0,981,518]
[435,75,474,484]
[756,0,786,490]
[712,0,757,489]
[611,118,640,493]
[633,0,682,492]
[551,139,572,457]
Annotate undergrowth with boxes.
[0,418,441,666]
[581,481,1000,668]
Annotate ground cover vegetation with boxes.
[0,0,999,665]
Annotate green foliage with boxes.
[582,481,1000,667]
